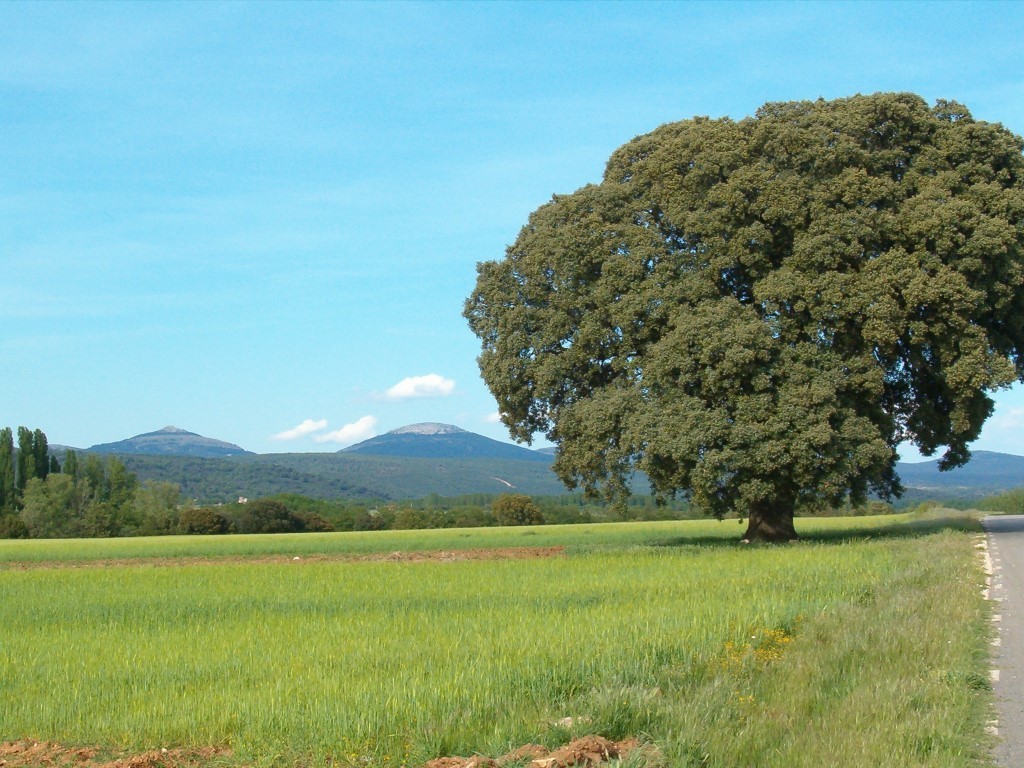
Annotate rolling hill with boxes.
[895,450,1024,503]
[88,426,253,458]
[341,422,551,462]
[65,423,1024,505]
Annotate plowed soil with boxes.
[0,736,639,768]
[424,736,640,768]
[0,742,228,768]
[0,546,566,571]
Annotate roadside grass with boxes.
[0,511,994,767]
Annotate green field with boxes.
[0,512,996,767]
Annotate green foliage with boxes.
[0,428,14,513]
[62,449,79,481]
[492,493,545,526]
[295,510,334,532]
[465,93,1024,537]
[0,513,27,539]
[32,429,49,482]
[134,480,186,535]
[106,458,137,508]
[392,507,435,529]
[178,507,230,535]
[82,454,107,501]
[81,501,123,538]
[15,427,34,494]
[237,499,306,534]
[116,452,567,504]
[354,507,392,531]
[976,486,1024,514]
[19,474,87,538]
[7,451,182,540]
[116,454,380,504]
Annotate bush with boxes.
[179,508,230,535]
[393,508,432,529]
[492,494,545,526]
[295,511,334,532]
[238,499,305,534]
[0,513,28,539]
[977,488,1024,514]
[450,508,496,528]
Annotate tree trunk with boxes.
[741,501,798,543]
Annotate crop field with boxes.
[0,513,929,564]
[0,511,995,767]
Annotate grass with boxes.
[0,510,996,767]
[0,510,958,564]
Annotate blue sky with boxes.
[2,1,1024,460]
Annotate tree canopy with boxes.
[465,93,1024,541]
[492,493,545,526]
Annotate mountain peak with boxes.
[387,423,466,436]
[88,427,252,458]
[343,424,551,463]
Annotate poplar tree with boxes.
[32,429,49,482]
[15,427,34,495]
[63,449,79,481]
[0,428,14,512]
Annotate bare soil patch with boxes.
[0,742,228,768]
[0,546,566,572]
[1,737,639,768]
[425,736,640,768]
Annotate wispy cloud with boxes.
[314,415,378,445]
[992,406,1024,430]
[485,411,503,423]
[271,418,328,441]
[383,374,455,400]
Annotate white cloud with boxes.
[992,407,1024,430]
[485,411,503,423]
[384,373,456,400]
[314,415,378,445]
[271,418,328,441]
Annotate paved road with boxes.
[983,515,1024,767]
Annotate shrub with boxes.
[393,508,432,530]
[296,511,334,532]
[179,508,230,535]
[0,513,28,539]
[492,494,545,526]
[238,499,306,534]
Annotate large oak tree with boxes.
[465,93,1024,541]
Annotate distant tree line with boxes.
[177,490,698,535]
[5,428,914,541]
[0,430,699,539]
[0,426,188,539]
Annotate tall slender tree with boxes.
[15,427,34,495]
[0,428,14,512]
[63,449,79,481]
[32,429,49,482]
